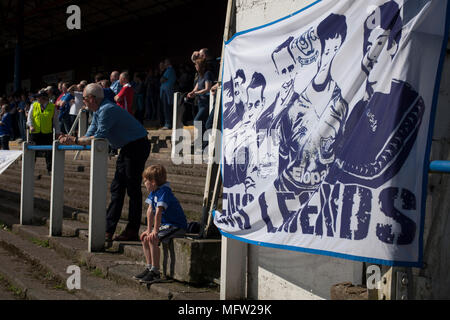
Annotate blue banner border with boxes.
[219,0,450,268]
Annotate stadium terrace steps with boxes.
[0,224,210,300]
[0,129,222,299]
[0,129,223,224]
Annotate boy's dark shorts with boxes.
[157,225,186,245]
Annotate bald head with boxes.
[110,71,120,82]
[119,72,130,85]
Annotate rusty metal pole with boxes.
[200,0,235,238]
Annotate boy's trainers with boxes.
[133,268,150,281]
[139,270,161,284]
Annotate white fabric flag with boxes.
[215,0,450,267]
[0,151,22,175]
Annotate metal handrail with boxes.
[429,160,450,173]
[26,145,91,151]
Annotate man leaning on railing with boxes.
[59,83,151,243]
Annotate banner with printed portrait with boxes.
[214,0,450,266]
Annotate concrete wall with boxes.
[225,0,450,300]
[419,38,450,299]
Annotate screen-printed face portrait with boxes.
[245,86,265,125]
[273,46,296,92]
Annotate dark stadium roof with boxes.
[0,0,195,55]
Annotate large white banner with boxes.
[214,0,450,266]
[0,151,22,175]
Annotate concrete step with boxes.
[1,167,208,195]
[0,194,203,237]
[11,154,209,177]
[0,227,169,300]
[0,175,208,222]
[43,217,221,287]
[0,245,83,300]
[5,224,219,300]
[0,165,212,201]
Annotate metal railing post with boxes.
[171,92,183,160]
[209,92,214,113]
[88,138,108,252]
[20,142,35,225]
[79,109,87,137]
[73,110,88,161]
[49,140,65,236]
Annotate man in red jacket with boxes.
[114,72,134,114]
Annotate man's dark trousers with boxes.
[106,137,150,235]
[30,133,53,172]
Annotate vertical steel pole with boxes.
[20,142,34,225]
[49,141,65,236]
[88,139,108,252]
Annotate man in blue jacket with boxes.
[59,83,151,241]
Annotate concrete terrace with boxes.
[0,123,221,300]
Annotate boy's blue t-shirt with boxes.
[145,183,187,230]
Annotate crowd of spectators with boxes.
[0,49,219,151]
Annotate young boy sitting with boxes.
[133,164,188,283]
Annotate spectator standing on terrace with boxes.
[110,71,122,95]
[17,93,28,141]
[55,82,64,105]
[100,79,115,102]
[27,91,60,174]
[59,83,150,242]
[177,64,194,93]
[187,58,213,145]
[133,73,145,124]
[57,82,74,134]
[7,95,19,141]
[133,164,187,284]
[68,84,85,132]
[45,86,57,103]
[160,58,177,130]
[144,68,158,121]
[114,72,134,114]
[191,48,219,81]
[0,104,12,150]
[95,73,106,83]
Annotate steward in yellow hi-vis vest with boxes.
[26,90,61,174]
[31,101,55,134]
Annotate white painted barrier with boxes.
[171,92,183,160]
[88,139,108,252]
[20,138,108,252]
[20,142,35,225]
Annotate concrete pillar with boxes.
[20,142,34,225]
[49,141,65,236]
[171,92,183,160]
[220,236,248,299]
[88,139,108,252]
